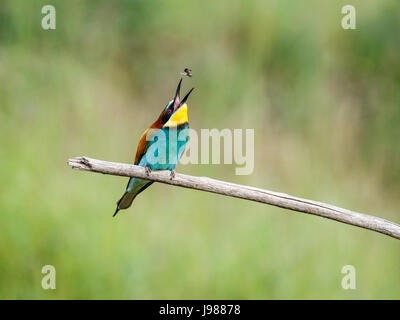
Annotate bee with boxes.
[181,68,192,77]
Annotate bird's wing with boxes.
[134,119,163,164]
[134,110,165,165]
[134,127,152,165]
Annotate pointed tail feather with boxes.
[113,181,154,217]
[113,191,137,217]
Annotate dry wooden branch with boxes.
[68,156,400,240]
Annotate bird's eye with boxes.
[167,109,172,114]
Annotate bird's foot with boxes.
[170,170,176,180]
[145,166,152,177]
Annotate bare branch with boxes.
[68,156,400,240]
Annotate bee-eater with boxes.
[113,78,194,216]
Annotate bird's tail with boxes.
[113,178,153,217]
[113,191,137,217]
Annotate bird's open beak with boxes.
[173,78,194,112]
[173,78,182,108]
[180,88,194,106]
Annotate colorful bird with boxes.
[113,78,194,216]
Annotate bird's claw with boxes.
[170,170,176,180]
[145,166,152,177]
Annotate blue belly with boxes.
[125,125,189,195]
[140,125,189,171]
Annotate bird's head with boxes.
[161,78,194,126]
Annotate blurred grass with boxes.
[0,0,399,299]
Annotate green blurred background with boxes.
[0,0,399,299]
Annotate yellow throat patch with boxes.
[164,103,188,127]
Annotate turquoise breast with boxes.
[141,123,189,171]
